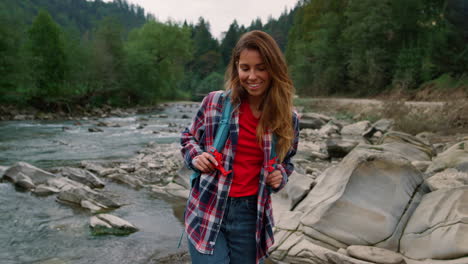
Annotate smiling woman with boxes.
[180,30,300,264]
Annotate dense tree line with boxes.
[5,0,464,110]
[0,0,295,109]
[286,0,468,96]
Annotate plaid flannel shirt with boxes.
[180,90,299,263]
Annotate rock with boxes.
[151,182,189,199]
[4,162,56,185]
[33,184,60,195]
[119,164,136,173]
[47,177,86,191]
[325,138,359,158]
[425,168,468,191]
[295,147,429,251]
[427,141,468,173]
[285,171,315,210]
[347,245,406,264]
[107,173,143,189]
[90,214,138,236]
[373,119,394,133]
[400,186,468,260]
[411,161,432,172]
[57,167,105,188]
[275,211,303,231]
[319,122,341,137]
[0,165,8,180]
[300,118,326,130]
[341,121,371,135]
[81,161,107,176]
[378,131,436,160]
[276,236,374,264]
[15,172,35,190]
[57,187,120,210]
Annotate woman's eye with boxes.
[240,68,249,72]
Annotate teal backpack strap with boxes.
[189,91,232,187]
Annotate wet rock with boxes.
[56,167,105,188]
[16,172,35,190]
[33,184,60,195]
[90,214,138,236]
[81,161,107,176]
[4,162,56,185]
[411,161,432,172]
[57,186,121,210]
[107,173,143,189]
[88,127,103,132]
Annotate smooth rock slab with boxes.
[57,167,105,188]
[90,214,138,236]
[347,245,406,264]
[295,147,428,251]
[400,186,468,260]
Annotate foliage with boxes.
[287,0,468,96]
[124,20,192,104]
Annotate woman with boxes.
[180,30,299,264]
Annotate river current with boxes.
[0,104,196,264]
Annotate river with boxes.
[0,103,197,264]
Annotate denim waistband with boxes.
[227,195,257,201]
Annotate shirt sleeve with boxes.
[180,95,210,171]
[270,111,300,193]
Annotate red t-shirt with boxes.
[229,100,263,197]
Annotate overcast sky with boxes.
[111,0,299,39]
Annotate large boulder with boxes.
[3,162,56,186]
[341,121,371,135]
[294,147,429,251]
[425,168,468,191]
[427,141,468,173]
[400,186,468,260]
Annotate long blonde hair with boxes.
[225,30,295,161]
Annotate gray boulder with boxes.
[57,167,105,188]
[4,162,56,185]
[295,147,429,251]
[425,168,468,191]
[57,186,121,210]
[377,131,436,160]
[400,186,468,260]
[90,214,138,236]
[341,121,371,135]
[427,141,468,173]
[325,138,359,158]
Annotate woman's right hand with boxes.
[192,152,218,172]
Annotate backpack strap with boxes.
[189,91,232,187]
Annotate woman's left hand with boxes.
[266,170,282,189]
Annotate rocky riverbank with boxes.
[2,99,468,263]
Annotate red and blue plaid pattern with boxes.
[181,90,299,263]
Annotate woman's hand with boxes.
[192,152,218,172]
[266,170,282,189]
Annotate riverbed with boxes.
[0,103,197,264]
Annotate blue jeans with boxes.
[188,195,263,264]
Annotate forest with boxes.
[0,0,467,111]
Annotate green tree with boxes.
[125,20,192,104]
[27,9,67,105]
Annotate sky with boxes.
[111,0,299,39]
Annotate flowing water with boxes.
[0,104,197,264]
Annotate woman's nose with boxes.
[248,71,257,80]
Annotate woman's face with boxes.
[237,49,271,100]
